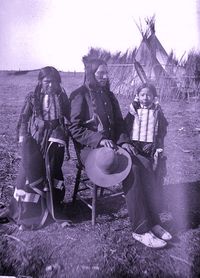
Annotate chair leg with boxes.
[92,184,97,226]
[73,166,82,204]
[99,187,104,197]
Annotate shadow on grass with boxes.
[63,179,200,238]
[62,194,126,225]
[163,180,200,233]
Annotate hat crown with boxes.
[85,146,131,187]
[96,148,119,174]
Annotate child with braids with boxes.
[8,66,70,229]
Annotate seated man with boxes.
[69,56,172,248]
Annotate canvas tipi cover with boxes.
[108,17,177,98]
[135,23,171,81]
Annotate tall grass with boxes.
[85,48,200,101]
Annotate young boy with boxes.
[125,83,168,166]
[124,83,171,245]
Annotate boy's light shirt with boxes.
[129,102,158,143]
[140,104,151,109]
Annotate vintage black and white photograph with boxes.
[0,0,200,277]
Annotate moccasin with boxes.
[132,231,167,248]
[152,225,172,241]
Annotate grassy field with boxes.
[0,70,200,278]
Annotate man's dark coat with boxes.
[69,85,130,152]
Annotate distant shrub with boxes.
[6,70,29,76]
[14,70,29,75]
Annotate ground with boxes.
[0,71,200,278]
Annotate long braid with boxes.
[33,83,43,117]
[16,84,42,140]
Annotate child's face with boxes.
[41,76,60,94]
[138,88,154,107]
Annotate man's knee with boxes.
[131,163,140,174]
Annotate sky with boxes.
[0,0,199,71]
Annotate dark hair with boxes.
[136,83,157,97]
[82,57,107,71]
[38,66,61,83]
[82,57,109,90]
[33,66,62,116]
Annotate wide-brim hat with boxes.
[85,147,132,188]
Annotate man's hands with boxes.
[99,140,137,157]
[121,143,138,156]
[99,139,116,148]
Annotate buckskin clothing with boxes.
[9,88,70,230]
[70,84,163,233]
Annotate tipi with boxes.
[135,17,174,81]
[108,17,177,98]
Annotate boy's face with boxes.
[138,88,154,107]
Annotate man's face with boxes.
[94,64,109,87]
[138,88,154,107]
[41,76,60,94]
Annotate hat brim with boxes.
[85,147,132,188]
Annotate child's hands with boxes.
[142,143,153,154]
[65,149,70,161]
